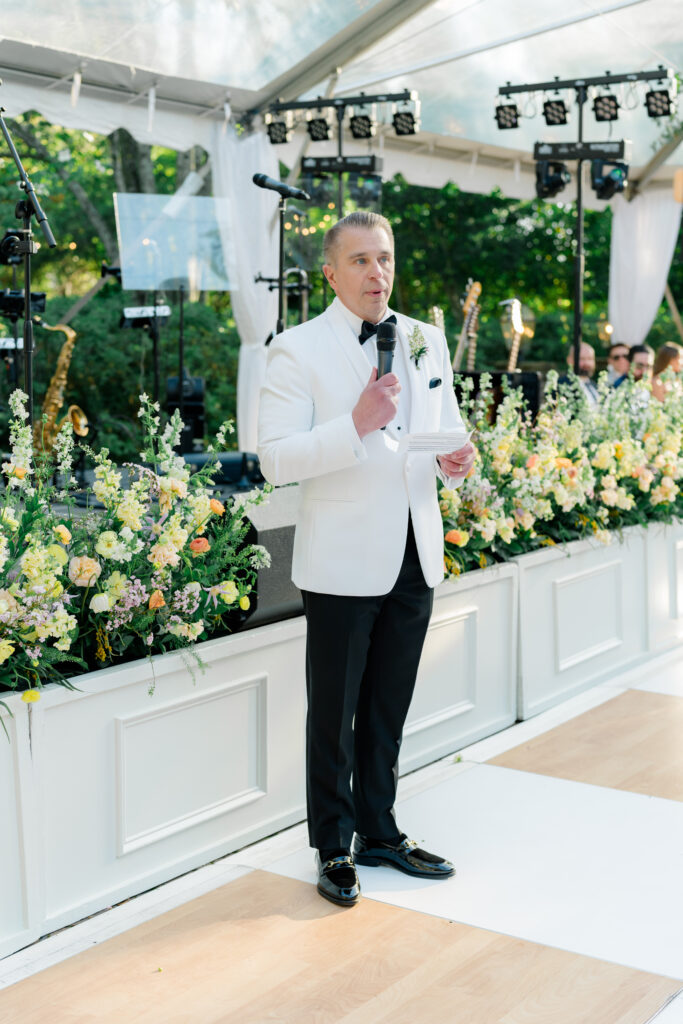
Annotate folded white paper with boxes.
[385,428,472,455]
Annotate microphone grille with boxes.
[376,320,397,346]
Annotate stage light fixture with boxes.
[265,113,291,145]
[495,103,520,129]
[542,98,569,126]
[591,160,628,200]
[645,89,674,118]
[535,160,570,199]
[349,110,375,139]
[306,116,332,142]
[392,108,419,136]
[593,94,619,121]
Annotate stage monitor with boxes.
[454,370,545,420]
[113,192,237,293]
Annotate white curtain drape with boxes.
[608,189,682,347]
[209,124,279,452]
[0,79,213,150]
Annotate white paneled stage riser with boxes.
[645,519,683,653]
[2,521,682,959]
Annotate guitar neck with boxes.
[507,332,522,372]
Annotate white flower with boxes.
[90,592,111,613]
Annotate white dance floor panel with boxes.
[257,763,683,980]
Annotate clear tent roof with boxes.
[1,0,682,169]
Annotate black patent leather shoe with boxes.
[316,852,361,906]
[353,833,455,878]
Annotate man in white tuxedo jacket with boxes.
[258,211,475,906]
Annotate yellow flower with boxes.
[104,571,128,600]
[239,595,250,611]
[21,688,40,703]
[1,508,19,530]
[0,638,15,663]
[53,524,72,544]
[213,580,238,604]
[47,543,69,567]
[95,531,119,557]
[0,589,19,621]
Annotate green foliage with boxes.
[0,288,240,461]
[1,116,681,465]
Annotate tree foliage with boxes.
[0,113,680,461]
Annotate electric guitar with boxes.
[452,279,482,371]
[506,298,525,372]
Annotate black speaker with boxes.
[166,376,206,445]
[240,486,303,630]
[182,451,263,490]
[453,370,545,419]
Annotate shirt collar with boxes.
[333,296,395,337]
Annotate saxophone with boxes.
[33,319,89,455]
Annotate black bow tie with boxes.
[358,314,397,345]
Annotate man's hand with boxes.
[437,440,476,481]
[352,367,401,438]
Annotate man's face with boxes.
[608,346,630,376]
[631,352,654,381]
[568,344,596,378]
[323,225,394,323]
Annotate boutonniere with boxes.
[408,325,429,368]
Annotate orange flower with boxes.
[189,537,210,555]
[209,499,225,516]
[526,454,540,470]
[444,529,469,547]
[149,589,165,609]
[555,457,573,470]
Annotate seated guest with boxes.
[627,344,655,384]
[651,342,682,401]
[606,341,631,386]
[559,342,598,405]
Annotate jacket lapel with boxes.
[397,314,427,433]
[324,300,371,388]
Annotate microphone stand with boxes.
[276,196,287,336]
[0,108,57,426]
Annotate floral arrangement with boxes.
[441,370,683,578]
[0,391,271,701]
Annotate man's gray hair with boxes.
[322,211,394,264]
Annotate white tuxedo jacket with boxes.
[257,299,466,596]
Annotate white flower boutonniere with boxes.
[408,325,429,368]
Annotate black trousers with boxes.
[301,519,434,852]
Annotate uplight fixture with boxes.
[542,98,569,126]
[306,116,332,142]
[645,89,674,118]
[265,113,291,145]
[593,94,619,122]
[349,110,375,139]
[495,103,520,129]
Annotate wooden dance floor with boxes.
[2,659,683,1023]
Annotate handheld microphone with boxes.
[252,173,310,201]
[376,320,397,378]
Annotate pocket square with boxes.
[429,377,442,389]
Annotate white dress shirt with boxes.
[334,299,411,439]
